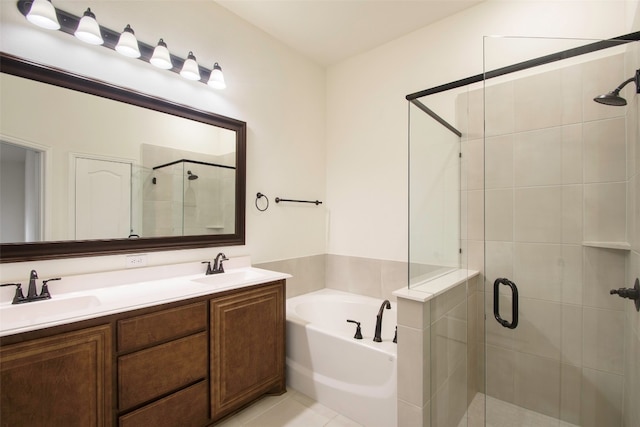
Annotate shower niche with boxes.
[140,144,236,238]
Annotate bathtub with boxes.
[286,289,397,427]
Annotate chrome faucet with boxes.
[373,299,391,342]
[203,253,229,275]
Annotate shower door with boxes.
[482,36,639,427]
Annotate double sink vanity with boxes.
[0,257,290,426]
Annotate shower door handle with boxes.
[493,278,519,329]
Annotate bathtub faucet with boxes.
[373,300,391,342]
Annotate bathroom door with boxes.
[482,36,638,427]
[75,157,131,239]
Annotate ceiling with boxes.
[215,0,483,66]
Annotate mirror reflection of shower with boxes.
[593,68,639,106]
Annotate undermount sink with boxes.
[191,268,267,287]
[0,295,101,323]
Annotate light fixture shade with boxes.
[74,8,103,45]
[180,51,200,81]
[207,63,226,89]
[150,39,172,69]
[115,24,140,58]
[26,0,60,30]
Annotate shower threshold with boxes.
[464,393,580,427]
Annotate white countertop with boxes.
[0,257,290,337]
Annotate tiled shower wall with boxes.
[460,51,636,426]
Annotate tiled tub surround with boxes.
[458,49,639,427]
[257,254,408,301]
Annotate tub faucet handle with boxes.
[346,319,363,339]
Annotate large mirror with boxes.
[0,53,246,262]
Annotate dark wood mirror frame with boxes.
[0,53,246,263]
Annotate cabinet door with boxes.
[0,325,112,427]
[210,282,285,419]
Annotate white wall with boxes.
[0,1,326,280]
[326,0,639,262]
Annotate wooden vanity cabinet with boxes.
[0,325,112,427]
[210,281,286,421]
[0,279,286,427]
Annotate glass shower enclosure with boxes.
[408,33,640,427]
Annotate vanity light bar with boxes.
[16,0,226,89]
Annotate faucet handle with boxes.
[40,278,61,299]
[201,261,213,275]
[1,283,26,304]
[346,319,363,339]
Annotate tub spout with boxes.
[373,300,391,342]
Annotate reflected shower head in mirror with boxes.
[187,170,199,180]
[594,69,640,106]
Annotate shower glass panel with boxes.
[483,35,639,427]
[408,92,462,290]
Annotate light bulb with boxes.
[74,8,103,45]
[207,63,226,89]
[115,24,140,58]
[180,51,200,81]
[26,0,60,30]
[150,39,172,69]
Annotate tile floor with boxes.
[214,389,363,427]
[216,389,582,427]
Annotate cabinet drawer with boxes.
[117,301,207,352]
[119,380,209,427]
[118,332,208,410]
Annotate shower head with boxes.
[593,69,640,106]
[187,170,198,180]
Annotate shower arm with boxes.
[613,69,640,95]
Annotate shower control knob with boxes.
[610,278,640,312]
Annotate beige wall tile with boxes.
[513,243,563,302]
[397,325,430,407]
[561,124,583,184]
[515,298,562,360]
[561,244,583,306]
[485,135,514,189]
[485,241,513,285]
[583,118,626,184]
[397,298,430,330]
[514,352,561,418]
[561,64,583,125]
[466,189,484,241]
[485,189,514,242]
[485,345,516,405]
[463,139,484,191]
[514,186,563,243]
[485,81,515,137]
[514,69,562,132]
[397,399,430,427]
[514,127,562,187]
[562,185,583,244]
[256,254,325,299]
[583,182,627,243]
[582,307,625,374]
[580,368,623,427]
[561,304,583,366]
[560,363,582,425]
